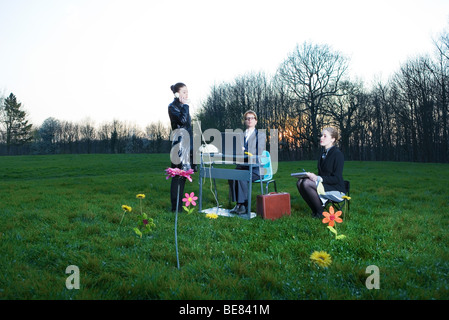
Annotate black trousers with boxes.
[169,148,195,212]
[228,166,260,205]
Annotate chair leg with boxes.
[266,180,277,194]
[213,178,218,203]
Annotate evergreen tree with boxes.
[0,93,33,154]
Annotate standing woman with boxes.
[168,82,193,212]
[296,127,346,218]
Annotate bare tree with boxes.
[146,120,170,153]
[393,56,438,161]
[60,120,80,153]
[325,80,369,159]
[432,30,449,161]
[79,117,96,153]
[277,42,349,154]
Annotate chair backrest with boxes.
[344,180,350,195]
[259,150,273,181]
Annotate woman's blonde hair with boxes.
[322,127,339,142]
[243,110,257,120]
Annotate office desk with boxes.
[198,153,262,219]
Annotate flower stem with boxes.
[175,184,180,270]
[119,211,126,225]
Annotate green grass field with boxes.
[1,154,448,300]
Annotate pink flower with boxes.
[165,167,194,182]
[180,169,194,182]
[182,192,198,207]
[165,167,179,179]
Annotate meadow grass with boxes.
[0,154,448,300]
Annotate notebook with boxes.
[291,172,308,179]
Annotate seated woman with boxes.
[296,127,346,218]
[228,110,266,215]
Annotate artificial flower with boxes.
[327,226,346,240]
[322,206,342,227]
[179,169,194,182]
[119,205,132,226]
[136,194,145,199]
[310,251,332,268]
[182,192,198,207]
[165,167,194,182]
[342,195,351,201]
[205,213,218,219]
[165,167,195,270]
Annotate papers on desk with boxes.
[201,207,257,220]
[199,144,219,154]
[291,172,309,179]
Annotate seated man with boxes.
[228,110,266,214]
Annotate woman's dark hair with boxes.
[170,82,186,94]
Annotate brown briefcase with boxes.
[256,192,291,220]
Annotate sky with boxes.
[1,0,449,130]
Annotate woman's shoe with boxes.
[230,204,239,213]
[236,205,247,215]
[313,212,324,219]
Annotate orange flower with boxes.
[322,206,343,227]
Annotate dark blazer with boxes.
[317,146,345,193]
[168,98,191,133]
[168,99,192,169]
[237,128,266,177]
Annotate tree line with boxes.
[0,98,171,155]
[197,29,449,163]
[2,25,449,162]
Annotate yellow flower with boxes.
[342,195,351,200]
[205,213,218,219]
[310,251,332,268]
[121,205,132,212]
[136,194,145,199]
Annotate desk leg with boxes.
[199,168,203,212]
[247,169,252,215]
[213,178,218,204]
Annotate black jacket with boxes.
[317,146,345,193]
[168,99,192,169]
[168,98,191,132]
[238,128,266,177]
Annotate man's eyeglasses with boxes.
[245,116,256,121]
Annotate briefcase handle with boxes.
[266,180,277,193]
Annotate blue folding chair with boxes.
[255,150,277,194]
